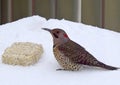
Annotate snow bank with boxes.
[0,15,120,85]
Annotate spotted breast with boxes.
[53,45,82,71]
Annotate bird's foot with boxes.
[56,68,74,71]
[56,68,66,71]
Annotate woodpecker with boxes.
[42,28,118,71]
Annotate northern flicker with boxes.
[42,28,118,71]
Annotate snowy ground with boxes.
[0,15,120,85]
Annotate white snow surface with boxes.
[0,15,120,85]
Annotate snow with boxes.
[0,15,120,85]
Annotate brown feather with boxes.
[58,40,118,70]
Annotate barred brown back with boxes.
[57,40,118,70]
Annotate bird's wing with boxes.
[58,40,98,65]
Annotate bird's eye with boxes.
[56,31,59,34]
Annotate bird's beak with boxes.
[42,28,51,32]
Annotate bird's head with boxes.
[42,28,70,45]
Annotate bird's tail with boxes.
[96,62,118,70]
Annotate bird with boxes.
[42,28,118,71]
